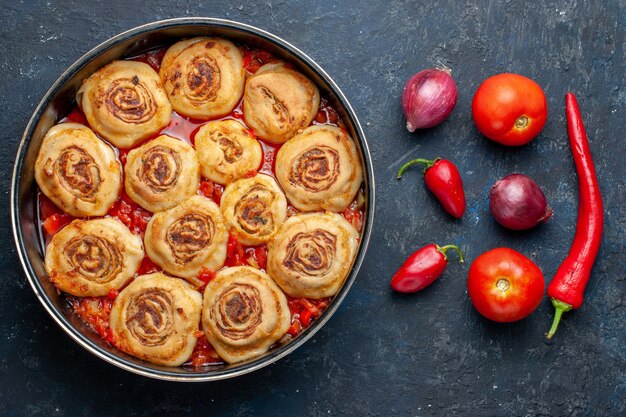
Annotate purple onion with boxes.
[489,174,553,230]
[401,67,457,131]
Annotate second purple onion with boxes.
[489,173,553,230]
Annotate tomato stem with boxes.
[396,157,440,179]
[436,244,464,263]
[515,115,529,129]
[546,298,573,339]
[495,278,510,292]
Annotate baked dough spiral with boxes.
[144,195,228,280]
[34,123,121,217]
[275,125,363,212]
[110,273,202,366]
[243,62,320,144]
[160,37,244,119]
[77,61,172,149]
[267,212,359,299]
[44,218,143,297]
[220,174,287,245]
[125,135,200,212]
[194,119,262,185]
[202,266,290,363]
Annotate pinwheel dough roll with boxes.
[202,266,291,363]
[77,61,172,149]
[160,37,244,119]
[243,62,320,144]
[220,174,287,246]
[44,218,143,297]
[144,195,228,280]
[110,273,202,366]
[35,123,121,217]
[194,119,262,185]
[125,135,200,212]
[267,212,359,299]
[275,125,363,212]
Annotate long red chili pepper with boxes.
[397,157,466,218]
[546,93,603,339]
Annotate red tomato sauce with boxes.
[38,45,365,368]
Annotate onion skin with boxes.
[489,174,553,230]
[401,68,457,131]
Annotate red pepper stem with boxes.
[396,157,441,179]
[546,298,573,339]
[435,244,464,263]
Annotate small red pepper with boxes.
[391,244,464,293]
[546,93,603,339]
[397,157,466,218]
[225,233,247,267]
[253,246,268,270]
[287,320,302,336]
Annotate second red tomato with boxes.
[467,248,544,322]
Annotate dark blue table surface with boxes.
[0,1,624,416]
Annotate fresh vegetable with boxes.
[391,244,464,293]
[468,248,544,322]
[397,157,466,218]
[546,93,603,339]
[401,67,457,131]
[489,173,553,230]
[472,73,547,146]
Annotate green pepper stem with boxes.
[546,298,573,339]
[396,158,440,179]
[436,244,464,263]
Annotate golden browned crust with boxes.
[144,195,228,280]
[243,63,320,144]
[267,212,359,299]
[124,135,200,212]
[194,119,262,185]
[220,174,287,245]
[110,273,202,366]
[44,218,143,297]
[77,61,172,149]
[202,266,290,363]
[34,123,121,217]
[275,125,363,212]
[159,37,244,119]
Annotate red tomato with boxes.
[253,246,268,270]
[472,73,547,146]
[467,248,544,322]
[197,267,216,286]
[137,256,159,275]
[42,213,61,235]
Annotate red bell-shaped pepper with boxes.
[391,244,464,293]
[397,157,466,218]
